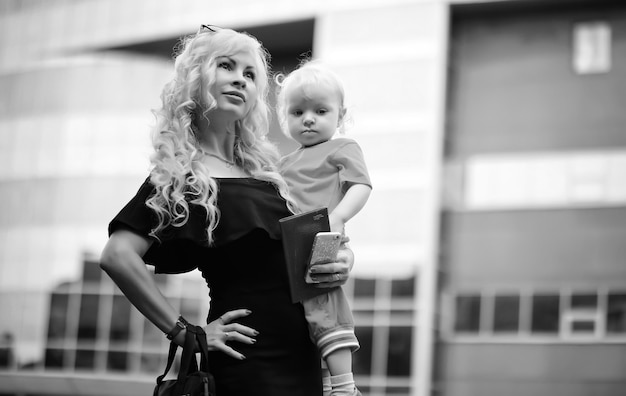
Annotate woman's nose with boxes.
[233,74,246,88]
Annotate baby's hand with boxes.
[328,214,345,235]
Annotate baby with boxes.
[277,60,372,396]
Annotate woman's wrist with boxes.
[165,315,189,340]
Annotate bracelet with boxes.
[165,315,189,340]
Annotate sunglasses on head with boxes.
[199,24,221,33]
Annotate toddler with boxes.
[277,60,372,396]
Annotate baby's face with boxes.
[285,83,343,147]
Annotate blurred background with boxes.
[0,0,624,395]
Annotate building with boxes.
[0,1,442,395]
[438,0,626,395]
[0,0,624,396]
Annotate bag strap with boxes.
[194,326,210,372]
[155,338,179,385]
[154,324,211,386]
[178,325,210,380]
[178,325,198,380]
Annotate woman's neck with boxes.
[194,113,237,160]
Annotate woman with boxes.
[100,26,354,396]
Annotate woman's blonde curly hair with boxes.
[147,27,294,245]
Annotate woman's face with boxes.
[206,50,259,121]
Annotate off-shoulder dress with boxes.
[108,177,322,396]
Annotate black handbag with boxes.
[153,324,216,396]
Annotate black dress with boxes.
[108,177,322,396]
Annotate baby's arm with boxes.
[329,184,372,234]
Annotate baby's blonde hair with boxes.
[275,59,347,137]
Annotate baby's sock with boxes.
[322,375,332,396]
[330,373,356,396]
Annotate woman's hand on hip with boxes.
[203,309,258,360]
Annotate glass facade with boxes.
[350,278,415,394]
[42,258,206,375]
[35,257,416,395]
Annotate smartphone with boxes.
[305,232,343,284]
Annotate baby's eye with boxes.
[317,109,328,115]
[291,110,303,116]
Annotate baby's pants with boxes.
[302,287,359,359]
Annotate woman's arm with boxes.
[100,229,257,358]
[100,230,183,343]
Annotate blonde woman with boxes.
[100,26,354,396]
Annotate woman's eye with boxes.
[218,62,231,70]
[244,71,256,80]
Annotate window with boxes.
[77,294,100,341]
[353,326,373,376]
[354,278,376,297]
[44,348,64,368]
[391,277,415,297]
[386,326,412,376]
[573,21,612,74]
[493,294,520,333]
[562,310,600,336]
[75,349,95,370]
[107,351,129,371]
[82,258,102,283]
[109,295,131,342]
[563,292,601,337]
[607,292,626,334]
[454,294,481,333]
[571,293,597,309]
[531,294,560,333]
[47,292,69,342]
[448,288,626,340]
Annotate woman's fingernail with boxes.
[250,339,256,344]
[245,310,252,314]
[239,354,246,360]
[253,330,259,336]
